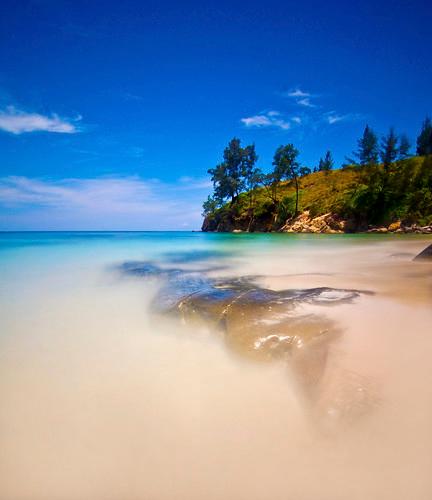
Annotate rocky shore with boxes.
[202,210,432,234]
[281,211,432,234]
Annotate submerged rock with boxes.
[119,260,367,367]
[118,260,376,424]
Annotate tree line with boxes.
[203,117,432,222]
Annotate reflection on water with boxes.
[0,232,431,500]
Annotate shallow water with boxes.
[1,232,431,500]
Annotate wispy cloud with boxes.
[241,111,290,130]
[285,88,310,98]
[0,106,81,135]
[324,111,361,125]
[283,88,317,108]
[291,116,302,124]
[327,113,345,124]
[297,97,315,108]
[0,175,208,230]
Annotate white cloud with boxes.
[291,116,302,124]
[0,106,80,134]
[325,112,361,125]
[0,175,209,230]
[283,88,317,108]
[241,111,290,130]
[327,113,345,124]
[286,88,310,98]
[297,97,315,108]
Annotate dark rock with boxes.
[118,259,377,423]
[118,261,370,360]
[414,243,432,261]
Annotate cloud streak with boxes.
[0,175,209,230]
[324,111,361,125]
[0,106,81,134]
[297,97,315,108]
[284,88,317,108]
[285,88,310,98]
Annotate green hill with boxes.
[202,156,432,233]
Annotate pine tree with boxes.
[416,117,432,156]
[380,128,399,168]
[347,125,379,167]
[318,150,334,172]
[398,134,411,160]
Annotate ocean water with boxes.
[1,231,432,500]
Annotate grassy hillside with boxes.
[202,155,432,232]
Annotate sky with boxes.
[0,0,431,230]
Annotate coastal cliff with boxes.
[202,155,432,233]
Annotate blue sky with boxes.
[0,0,431,230]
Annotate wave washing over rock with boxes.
[119,259,377,425]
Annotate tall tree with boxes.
[398,134,411,160]
[244,164,263,231]
[416,117,432,156]
[242,144,259,190]
[271,144,301,215]
[207,138,258,204]
[347,125,379,167]
[202,195,218,216]
[318,150,334,172]
[380,128,399,169]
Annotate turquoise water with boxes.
[1,229,424,266]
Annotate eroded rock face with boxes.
[119,260,376,426]
[281,211,347,234]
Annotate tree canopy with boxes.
[207,138,258,204]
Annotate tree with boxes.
[202,195,219,217]
[380,128,399,169]
[347,125,379,167]
[244,165,263,231]
[271,144,301,215]
[318,150,334,172]
[207,138,258,204]
[398,134,411,160]
[416,117,432,156]
[242,144,259,191]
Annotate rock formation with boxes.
[414,243,432,260]
[119,259,376,425]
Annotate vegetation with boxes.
[203,119,432,232]
[417,117,432,155]
[317,151,334,172]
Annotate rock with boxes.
[282,211,345,234]
[118,260,376,424]
[118,261,369,359]
[367,227,388,233]
[388,221,401,232]
[414,243,432,261]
